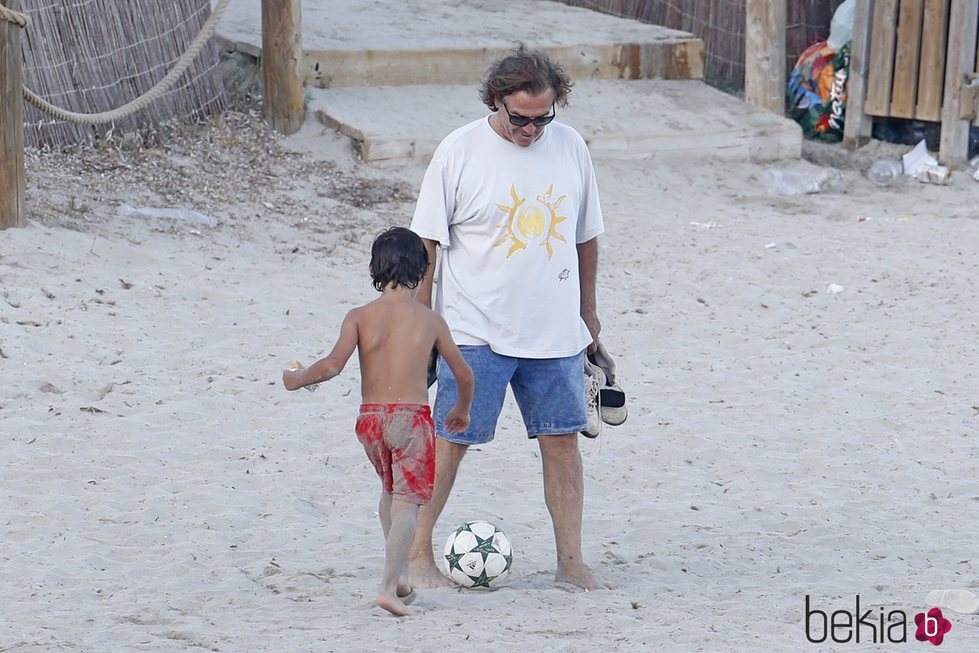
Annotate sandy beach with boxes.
[3,82,979,651]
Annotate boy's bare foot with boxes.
[556,561,616,590]
[377,591,414,617]
[407,557,455,588]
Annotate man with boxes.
[408,44,612,591]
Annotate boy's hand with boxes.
[444,405,470,434]
[282,361,305,391]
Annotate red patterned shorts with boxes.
[355,403,435,505]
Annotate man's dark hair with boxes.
[479,43,573,111]
[369,226,429,292]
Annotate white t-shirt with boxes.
[411,116,605,358]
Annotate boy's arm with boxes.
[433,316,473,433]
[283,310,359,391]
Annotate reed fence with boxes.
[20,0,227,148]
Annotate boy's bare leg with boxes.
[377,497,420,616]
[407,438,468,588]
[378,492,412,598]
[538,434,615,590]
[379,492,393,536]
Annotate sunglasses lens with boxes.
[503,101,554,127]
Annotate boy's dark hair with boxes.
[479,43,573,111]
[369,226,429,292]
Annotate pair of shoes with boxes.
[599,382,628,426]
[581,358,603,438]
[588,341,628,426]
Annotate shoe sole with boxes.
[599,387,627,425]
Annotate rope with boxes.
[0,3,29,27]
[21,0,231,125]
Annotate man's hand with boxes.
[582,308,602,354]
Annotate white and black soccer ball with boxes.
[442,520,513,588]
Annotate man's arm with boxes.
[577,237,601,352]
[417,237,439,309]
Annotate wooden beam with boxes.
[0,0,26,230]
[261,0,304,135]
[844,0,877,148]
[939,0,979,167]
[744,0,786,114]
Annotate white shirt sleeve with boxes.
[411,158,454,247]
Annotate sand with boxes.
[3,99,979,651]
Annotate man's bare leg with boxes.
[407,438,468,588]
[377,497,420,616]
[538,433,615,590]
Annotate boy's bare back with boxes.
[353,293,444,405]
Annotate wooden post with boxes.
[939,0,979,168]
[843,0,876,149]
[261,0,304,135]
[1,0,26,230]
[744,0,786,115]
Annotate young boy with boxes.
[283,227,473,616]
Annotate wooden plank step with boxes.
[216,0,705,86]
[306,80,801,167]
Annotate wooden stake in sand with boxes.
[262,0,304,135]
[1,0,26,230]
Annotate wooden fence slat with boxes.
[939,0,979,166]
[974,22,979,126]
[890,0,925,118]
[915,0,950,121]
[865,0,899,116]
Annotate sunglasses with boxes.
[501,99,556,127]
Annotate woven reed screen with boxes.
[21,0,228,148]
[551,0,846,92]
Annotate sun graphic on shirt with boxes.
[494,184,567,258]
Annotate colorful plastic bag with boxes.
[787,41,850,142]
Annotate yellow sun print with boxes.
[494,184,568,259]
[517,205,546,239]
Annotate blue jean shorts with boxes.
[434,345,587,444]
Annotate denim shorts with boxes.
[434,345,586,444]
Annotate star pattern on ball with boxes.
[447,526,501,587]
[444,521,512,588]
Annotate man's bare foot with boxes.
[377,591,414,617]
[407,557,455,588]
[556,561,616,590]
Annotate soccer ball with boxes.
[442,520,513,588]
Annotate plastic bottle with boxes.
[867,159,903,187]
